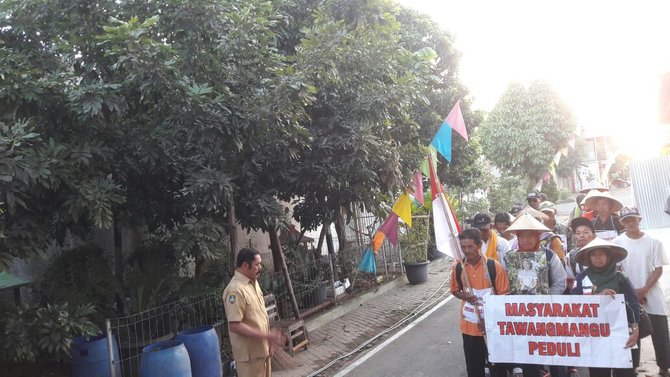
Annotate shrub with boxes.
[399,207,430,264]
[1,303,99,363]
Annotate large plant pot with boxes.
[404,261,429,285]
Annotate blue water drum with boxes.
[141,340,192,377]
[71,334,122,377]
[175,326,222,377]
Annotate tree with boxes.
[284,0,434,247]
[480,81,577,184]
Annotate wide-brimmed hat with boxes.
[570,217,595,233]
[575,238,628,267]
[506,213,550,233]
[583,190,623,212]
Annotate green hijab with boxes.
[585,251,620,294]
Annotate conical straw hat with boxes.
[517,206,549,221]
[583,190,623,212]
[579,182,609,194]
[575,237,627,267]
[506,213,550,233]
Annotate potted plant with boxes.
[399,210,431,284]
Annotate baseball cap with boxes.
[539,201,556,213]
[619,206,642,221]
[509,205,523,216]
[472,213,492,228]
[570,217,595,233]
[527,191,540,201]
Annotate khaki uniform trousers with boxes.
[236,356,271,377]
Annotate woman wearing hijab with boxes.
[572,238,640,377]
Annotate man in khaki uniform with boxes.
[224,248,283,377]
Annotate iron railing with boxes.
[105,294,227,377]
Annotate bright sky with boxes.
[398,0,670,156]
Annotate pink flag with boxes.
[413,171,424,205]
[446,101,468,141]
[378,213,399,246]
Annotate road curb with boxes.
[305,257,453,332]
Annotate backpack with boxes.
[455,258,497,294]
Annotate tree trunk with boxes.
[269,227,301,320]
[113,217,125,315]
[314,224,328,260]
[334,209,347,252]
[227,200,238,273]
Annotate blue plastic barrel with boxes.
[175,326,222,377]
[141,340,192,377]
[71,334,122,377]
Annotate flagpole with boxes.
[428,152,486,335]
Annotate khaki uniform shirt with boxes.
[223,271,270,361]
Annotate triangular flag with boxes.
[392,193,412,227]
[372,231,385,252]
[560,147,569,157]
[375,213,399,249]
[430,120,452,162]
[358,247,377,273]
[567,136,576,149]
[432,192,463,260]
[412,171,424,205]
[445,101,468,141]
[420,147,438,177]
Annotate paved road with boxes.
[335,296,468,377]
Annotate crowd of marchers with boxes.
[452,187,670,377]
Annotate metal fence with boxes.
[104,212,410,376]
[630,155,670,229]
[105,294,227,377]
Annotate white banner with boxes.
[483,295,633,368]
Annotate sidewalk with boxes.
[274,258,453,377]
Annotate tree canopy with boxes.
[0,0,480,268]
[479,81,577,184]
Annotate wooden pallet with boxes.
[264,294,309,356]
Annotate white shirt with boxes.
[481,236,511,269]
[614,233,669,315]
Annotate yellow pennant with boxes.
[392,193,413,227]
